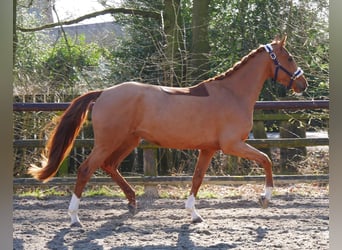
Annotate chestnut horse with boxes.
[29,36,307,226]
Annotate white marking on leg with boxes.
[185,194,195,211]
[68,193,81,225]
[185,194,203,222]
[263,186,273,200]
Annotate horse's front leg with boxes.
[186,149,215,223]
[222,141,274,208]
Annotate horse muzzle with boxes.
[292,78,308,93]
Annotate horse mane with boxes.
[203,42,276,83]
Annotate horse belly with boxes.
[136,107,221,150]
[137,128,220,150]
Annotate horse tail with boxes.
[28,90,103,183]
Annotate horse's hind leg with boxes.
[186,149,215,223]
[101,136,140,214]
[102,166,137,214]
[68,147,110,227]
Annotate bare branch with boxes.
[17,7,161,32]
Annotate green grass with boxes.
[14,183,329,200]
[17,187,68,199]
[15,185,146,198]
[197,190,219,199]
[83,185,123,197]
[15,184,238,200]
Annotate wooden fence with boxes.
[13,99,329,111]
[13,100,329,187]
[13,174,328,187]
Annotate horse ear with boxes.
[280,35,287,47]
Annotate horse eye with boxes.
[288,56,293,62]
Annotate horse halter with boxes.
[264,44,304,89]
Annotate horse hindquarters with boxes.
[69,95,142,226]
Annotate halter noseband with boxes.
[264,44,304,90]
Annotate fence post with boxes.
[252,110,271,158]
[280,119,307,172]
[143,147,158,197]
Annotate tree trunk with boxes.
[189,0,210,84]
[163,0,185,87]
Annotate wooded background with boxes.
[13,0,329,177]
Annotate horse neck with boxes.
[222,52,271,110]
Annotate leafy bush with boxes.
[42,35,102,92]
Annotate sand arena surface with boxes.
[13,191,328,250]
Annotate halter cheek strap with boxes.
[264,44,304,89]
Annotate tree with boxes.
[188,0,210,84]
[16,0,328,95]
[163,0,186,87]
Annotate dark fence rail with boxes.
[13,174,329,187]
[254,100,329,110]
[13,138,329,149]
[13,100,329,112]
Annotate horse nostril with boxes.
[302,82,308,92]
[296,81,308,93]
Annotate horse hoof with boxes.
[192,215,204,223]
[259,195,270,209]
[70,221,83,228]
[128,204,137,215]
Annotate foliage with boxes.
[14,32,106,95]
[14,0,328,98]
[42,35,103,93]
[106,30,163,85]
[207,0,329,100]
[105,0,328,99]
[14,1,109,95]
[13,29,49,94]
[104,0,164,85]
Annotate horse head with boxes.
[265,36,308,93]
